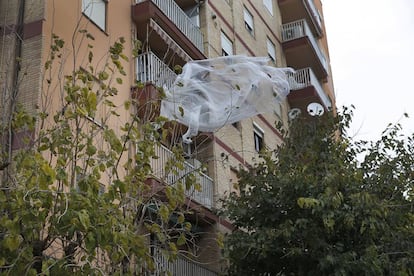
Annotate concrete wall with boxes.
[314,0,336,109]
[200,0,289,204]
[0,0,45,116]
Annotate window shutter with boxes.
[263,0,273,15]
[244,8,254,33]
[82,0,106,30]
[267,38,276,61]
[221,32,233,56]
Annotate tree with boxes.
[0,25,200,275]
[223,108,414,275]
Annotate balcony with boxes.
[137,51,177,89]
[278,0,323,37]
[287,67,332,112]
[133,51,177,119]
[133,0,205,61]
[281,19,328,79]
[151,144,214,209]
[152,247,217,276]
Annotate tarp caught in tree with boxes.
[160,55,292,143]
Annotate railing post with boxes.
[136,52,177,89]
[148,144,214,209]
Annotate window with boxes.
[229,168,240,194]
[274,102,282,118]
[244,7,254,36]
[267,37,276,62]
[263,0,273,16]
[82,0,107,31]
[253,123,264,152]
[185,6,200,27]
[221,31,233,56]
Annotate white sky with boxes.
[323,0,414,141]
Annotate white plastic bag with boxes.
[160,55,292,143]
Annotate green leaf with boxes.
[86,144,97,156]
[99,71,109,81]
[124,100,131,110]
[104,129,123,153]
[159,205,170,223]
[86,92,97,114]
[88,51,93,63]
[78,209,90,230]
[178,106,184,117]
[177,233,186,246]
[3,234,22,251]
[168,242,177,253]
[297,197,320,209]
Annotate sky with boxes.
[322,0,414,142]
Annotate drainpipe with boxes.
[201,0,210,57]
[1,0,25,174]
[7,0,25,163]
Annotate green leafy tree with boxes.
[223,108,414,275]
[0,27,198,275]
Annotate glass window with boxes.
[274,102,282,117]
[244,7,254,36]
[185,6,200,27]
[267,37,276,62]
[263,0,273,16]
[221,31,233,56]
[253,123,264,152]
[82,0,107,31]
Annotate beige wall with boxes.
[40,0,133,152]
[0,0,136,180]
[0,0,45,116]
[200,0,289,203]
[315,0,336,108]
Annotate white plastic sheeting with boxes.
[160,56,292,143]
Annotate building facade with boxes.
[0,0,335,274]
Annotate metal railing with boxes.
[152,247,217,276]
[136,51,177,89]
[304,0,322,35]
[281,19,327,73]
[136,0,204,52]
[287,67,332,110]
[151,144,214,209]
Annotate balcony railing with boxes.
[287,67,332,110]
[304,0,322,35]
[281,19,327,73]
[136,0,204,52]
[136,51,177,89]
[152,247,217,276]
[151,144,214,209]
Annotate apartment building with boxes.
[0,0,335,274]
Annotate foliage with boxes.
[0,30,196,275]
[223,108,414,275]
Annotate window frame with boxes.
[184,6,200,27]
[263,0,273,16]
[82,0,107,32]
[253,123,265,152]
[243,7,254,36]
[221,31,233,56]
[266,37,276,62]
